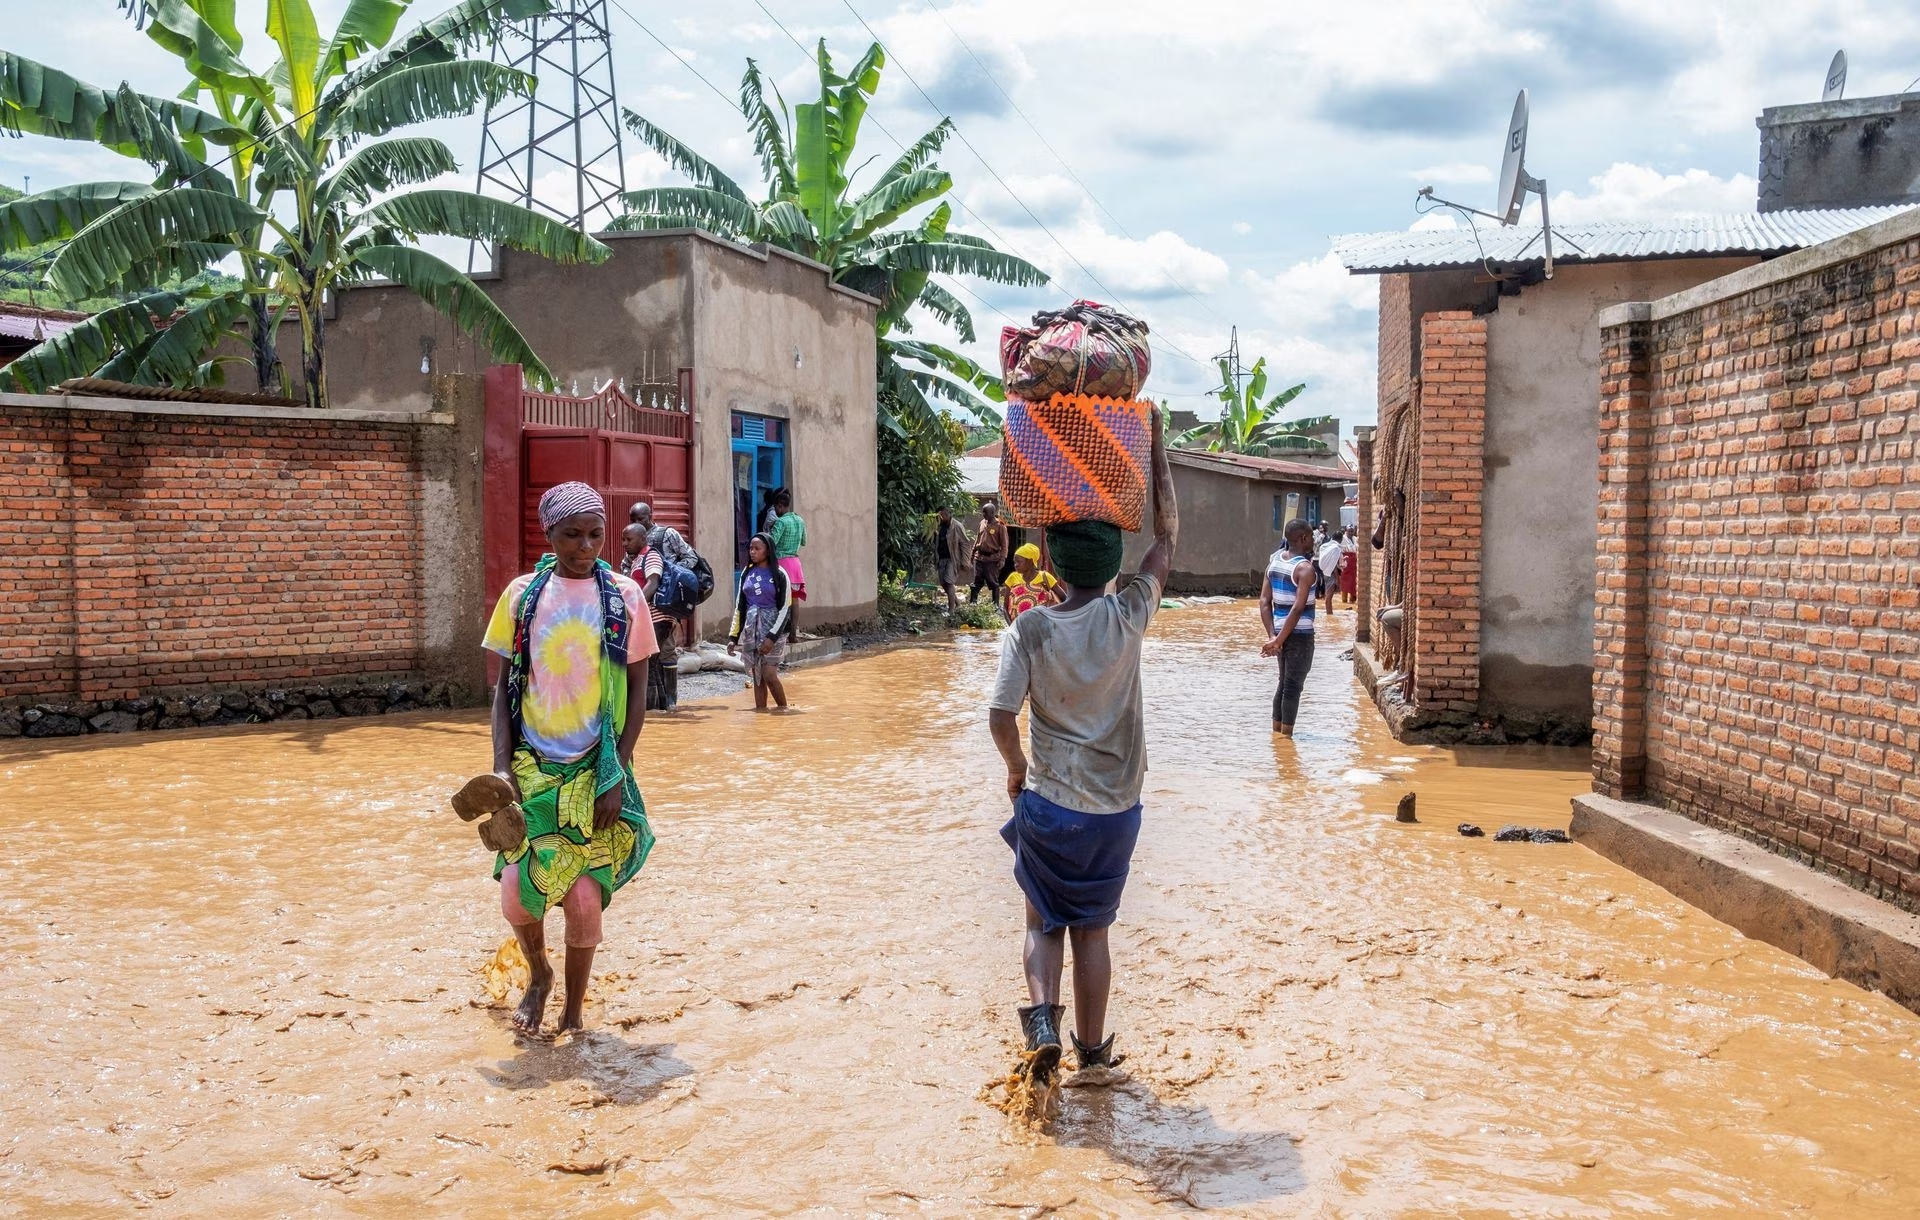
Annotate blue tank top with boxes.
[1268,551,1315,634]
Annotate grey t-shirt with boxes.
[989,573,1161,814]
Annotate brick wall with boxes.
[1379,273,1414,408]
[1,396,463,729]
[1595,218,1920,905]
[1412,312,1487,716]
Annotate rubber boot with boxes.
[1017,1003,1065,1083]
[1072,1031,1124,1071]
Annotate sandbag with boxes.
[674,652,704,677]
[696,644,748,674]
[1000,300,1151,402]
[998,392,1152,532]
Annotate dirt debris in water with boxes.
[5,605,1920,1214]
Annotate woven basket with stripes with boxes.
[998,393,1152,532]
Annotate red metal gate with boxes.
[483,365,695,607]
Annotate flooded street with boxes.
[5,602,1920,1217]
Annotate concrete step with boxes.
[787,636,843,668]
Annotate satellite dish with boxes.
[1823,49,1847,101]
[1496,89,1530,224]
[1412,86,1562,278]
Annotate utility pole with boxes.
[469,0,625,270]
[1214,325,1247,406]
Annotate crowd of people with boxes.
[456,439,1345,1089]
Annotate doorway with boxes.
[731,411,787,572]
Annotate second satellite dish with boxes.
[1824,49,1847,102]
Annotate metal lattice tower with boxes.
[473,0,626,242]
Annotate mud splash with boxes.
[4,604,1920,1215]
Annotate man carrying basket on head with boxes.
[987,403,1178,1087]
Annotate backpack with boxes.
[686,552,717,604]
[653,556,702,619]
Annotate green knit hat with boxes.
[1045,520,1124,588]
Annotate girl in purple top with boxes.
[728,533,793,710]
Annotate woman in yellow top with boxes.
[1001,543,1062,619]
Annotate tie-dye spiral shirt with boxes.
[482,572,657,762]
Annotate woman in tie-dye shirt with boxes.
[460,482,657,1039]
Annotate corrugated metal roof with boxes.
[1170,448,1355,484]
[0,302,87,342]
[1330,207,1912,273]
[958,455,999,496]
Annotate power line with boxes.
[916,0,1231,332]
[835,0,1210,370]
[745,0,1033,336]
[604,0,742,114]
[748,0,1207,382]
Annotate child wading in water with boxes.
[454,481,657,1037]
[728,532,793,711]
[988,406,1178,1089]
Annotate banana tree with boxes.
[613,40,1046,433]
[1,0,609,407]
[1174,355,1328,456]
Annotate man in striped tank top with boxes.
[1260,520,1319,737]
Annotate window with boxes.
[1307,494,1321,524]
[1272,495,1284,531]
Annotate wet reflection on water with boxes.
[4,603,1919,1215]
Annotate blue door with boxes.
[731,412,787,572]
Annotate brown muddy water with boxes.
[4,603,1919,1217]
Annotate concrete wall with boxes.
[687,239,879,634]
[1594,206,1920,908]
[1119,455,1343,595]
[1480,258,1757,722]
[312,236,696,415]
[1758,94,1920,212]
[314,230,880,637]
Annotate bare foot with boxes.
[512,964,553,1036]
[555,998,585,1035]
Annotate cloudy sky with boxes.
[8,1,1920,430]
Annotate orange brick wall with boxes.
[1379,273,1414,408]
[1,405,428,706]
[1412,312,1487,716]
[1596,235,1920,904]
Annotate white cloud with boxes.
[1240,253,1376,333]
[1407,162,1495,184]
[1232,221,1253,235]
[1531,162,1757,222]
[965,173,1087,227]
[959,180,1229,299]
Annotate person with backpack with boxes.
[620,523,678,713]
[628,502,718,711]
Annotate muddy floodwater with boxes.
[5,603,1920,1217]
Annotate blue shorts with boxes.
[1000,789,1143,933]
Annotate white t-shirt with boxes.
[989,573,1161,814]
[1317,539,1343,578]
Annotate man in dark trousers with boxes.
[987,405,1178,1086]
[1261,519,1318,736]
[969,501,1010,608]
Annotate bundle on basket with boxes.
[998,302,1155,533]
